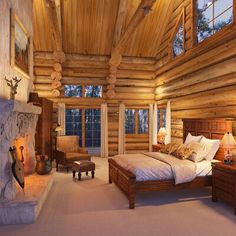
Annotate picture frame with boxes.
[10,9,30,78]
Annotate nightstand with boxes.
[152,144,164,152]
[212,162,236,214]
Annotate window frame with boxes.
[125,108,149,135]
[169,8,186,59]
[64,85,103,98]
[65,106,101,148]
[193,0,236,46]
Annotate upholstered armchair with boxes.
[55,135,91,171]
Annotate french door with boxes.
[65,108,101,154]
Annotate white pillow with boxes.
[184,133,203,145]
[187,141,208,162]
[200,136,220,161]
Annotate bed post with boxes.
[129,178,136,209]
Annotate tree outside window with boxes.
[172,24,184,57]
[64,85,103,97]
[85,85,102,97]
[64,85,82,97]
[196,0,233,43]
[125,109,148,134]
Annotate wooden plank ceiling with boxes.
[33,0,173,58]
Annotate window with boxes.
[64,85,82,97]
[64,85,103,97]
[196,0,233,43]
[170,9,185,58]
[85,109,101,147]
[172,23,184,57]
[125,109,135,134]
[85,85,102,97]
[65,108,101,149]
[138,110,148,134]
[125,109,148,134]
[157,108,166,131]
[65,109,82,146]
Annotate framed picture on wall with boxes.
[10,9,30,78]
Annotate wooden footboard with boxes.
[108,158,212,209]
[108,158,136,209]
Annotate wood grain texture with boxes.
[108,119,230,209]
[212,162,236,214]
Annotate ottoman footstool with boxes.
[72,160,95,180]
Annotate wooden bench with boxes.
[72,160,95,180]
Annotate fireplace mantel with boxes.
[0,99,42,115]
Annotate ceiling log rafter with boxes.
[106,0,157,99]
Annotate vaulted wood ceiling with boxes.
[33,0,174,58]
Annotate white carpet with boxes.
[1,157,236,236]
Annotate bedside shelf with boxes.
[212,162,236,214]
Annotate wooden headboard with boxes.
[183,119,234,161]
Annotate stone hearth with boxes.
[0,173,53,225]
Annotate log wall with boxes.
[34,52,155,156]
[155,0,236,143]
[33,0,236,153]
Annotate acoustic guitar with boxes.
[9,146,24,189]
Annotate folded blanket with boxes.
[144,152,197,184]
[112,152,197,184]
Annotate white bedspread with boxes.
[112,152,200,184]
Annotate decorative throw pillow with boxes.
[159,143,179,155]
[200,137,220,161]
[187,141,208,162]
[172,144,193,160]
[184,133,203,145]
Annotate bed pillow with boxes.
[187,141,208,162]
[200,137,221,161]
[184,133,203,145]
[159,143,179,155]
[172,144,193,160]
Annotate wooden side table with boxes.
[212,162,236,214]
[152,144,164,152]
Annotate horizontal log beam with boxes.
[50,97,155,105]
[155,35,236,85]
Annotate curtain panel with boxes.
[165,100,171,144]
[118,103,125,154]
[101,103,108,157]
[58,103,65,136]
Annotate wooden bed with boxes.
[108,119,233,209]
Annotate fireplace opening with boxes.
[13,135,36,175]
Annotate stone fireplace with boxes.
[0,99,54,225]
[0,99,41,201]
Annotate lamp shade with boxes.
[221,132,236,148]
[158,127,167,136]
[55,123,63,132]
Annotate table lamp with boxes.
[157,127,167,144]
[221,132,236,164]
[55,123,63,133]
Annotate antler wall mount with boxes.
[4,76,22,100]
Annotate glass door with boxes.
[85,109,101,155]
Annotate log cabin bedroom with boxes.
[0,0,236,235]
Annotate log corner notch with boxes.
[106,0,156,99]
[44,0,64,97]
